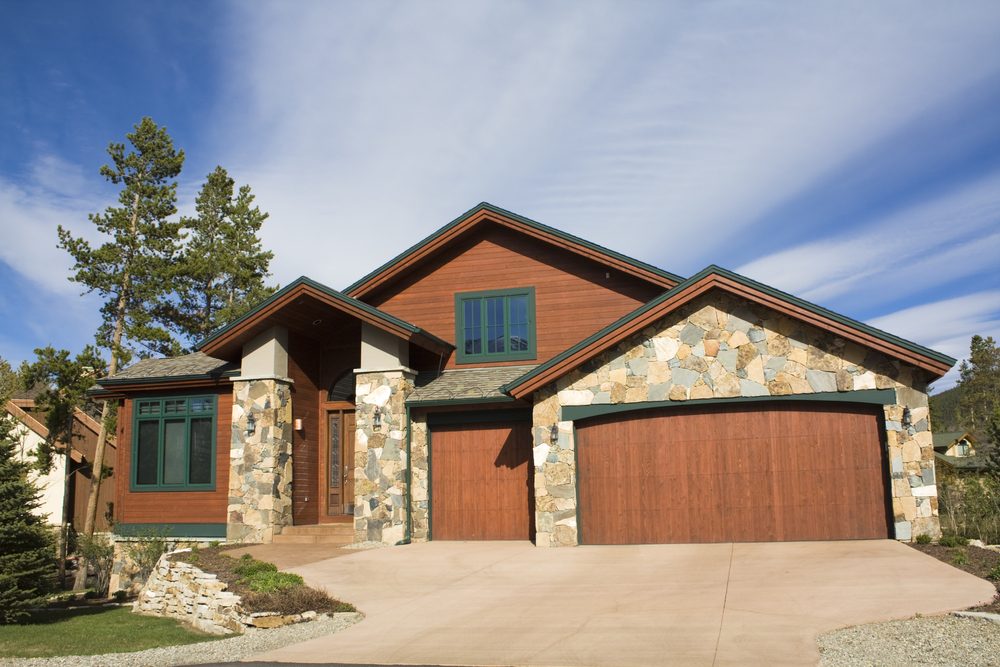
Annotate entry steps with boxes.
[271,522,354,545]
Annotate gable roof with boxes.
[407,365,535,405]
[932,431,976,450]
[98,352,239,386]
[195,276,453,357]
[500,265,956,399]
[343,202,682,299]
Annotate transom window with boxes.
[132,395,217,491]
[455,288,536,363]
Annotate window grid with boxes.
[132,395,217,492]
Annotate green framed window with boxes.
[131,395,217,491]
[454,287,536,364]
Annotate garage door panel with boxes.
[577,402,890,544]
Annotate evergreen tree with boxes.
[57,117,184,588]
[956,335,1000,433]
[163,166,275,345]
[0,365,55,624]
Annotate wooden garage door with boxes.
[431,421,534,540]
[577,402,890,544]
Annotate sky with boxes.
[1,1,999,391]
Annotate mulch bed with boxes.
[909,543,1000,614]
[169,546,355,616]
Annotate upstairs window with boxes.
[455,288,536,363]
[132,395,217,491]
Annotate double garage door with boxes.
[429,402,891,543]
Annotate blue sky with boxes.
[2,1,999,390]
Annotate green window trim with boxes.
[130,394,217,492]
[454,287,536,364]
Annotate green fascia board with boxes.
[561,389,897,422]
[500,265,956,395]
[98,369,240,387]
[426,408,532,427]
[115,523,227,538]
[342,202,684,295]
[406,396,518,408]
[193,276,452,352]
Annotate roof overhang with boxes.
[344,202,682,299]
[501,266,956,399]
[195,277,453,359]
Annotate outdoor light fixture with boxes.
[901,407,912,428]
[550,423,559,445]
[373,410,382,430]
[245,413,257,437]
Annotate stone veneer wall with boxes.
[134,552,243,634]
[354,370,414,545]
[227,379,294,543]
[532,292,940,547]
[410,415,430,541]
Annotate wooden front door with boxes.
[576,402,891,544]
[430,420,534,540]
[324,409,355,516]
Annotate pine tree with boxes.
[163,166,275,345]
[0,367,55,624]
[57,117,184,589]
[956,335,1000,434]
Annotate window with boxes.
[455,288,536,363]
[132,395,217,491]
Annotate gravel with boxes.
[0,612,363,667]
[818,615,1000,666]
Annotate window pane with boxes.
[188,418,213,485]
[190,398,212,413]
[463,299,482,354]
[509,295,529,351]
[163,419,187,485]
[136,421,160,485]
[486,297,505,353]
[138,401,160,416]
[164,399,186,414]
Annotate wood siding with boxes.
[116,388,233,526]
[289,333,322,525]
[576,403,891,544]
[430,421,534,540]
[368,226,662,369]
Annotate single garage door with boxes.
[577,402,891,544]
[431,420,534,540]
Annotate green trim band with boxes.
[427,408,532,428]
[406,396,518,408]
[561,389,897,422]
[115,523,227,538]
[344,202,683,296]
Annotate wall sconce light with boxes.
[901,407,912,428]
[373,410,382,431]
[245,414,257,437]
[294,418,303,431]
[549,424,559,445]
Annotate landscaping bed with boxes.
[169,546,355,616]
[909,542,1000,613]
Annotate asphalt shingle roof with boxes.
[408,365,536,403]
[102,352,238,383]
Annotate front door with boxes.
[325,410,356,516]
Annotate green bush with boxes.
[77,533,114,597]
[952,550,969,566]
[243,570,304,593]
[112,590,128,602]
[120,530,168,583]
[987,565,1000,581]
[939,535,969,548]
[915,534,932,544]
[233,557,277,579]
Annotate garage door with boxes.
[431,420,534,540]
[576,402,890,544]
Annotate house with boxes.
[92,203,954,550]
[932,431,976,457]
[4,392,116,531]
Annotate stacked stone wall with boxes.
[410,415,430,541]
[354,370,414,544]
[133,552,244,634]
[532,292,940,547]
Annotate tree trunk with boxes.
[73,194,137,591]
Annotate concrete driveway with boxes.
[249,540,995,666]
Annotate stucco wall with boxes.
[10,420,66,525]
[532,291,939,547]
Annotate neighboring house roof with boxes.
[5,401,88,463]
[407,365,535,405]
[195,277,453,357]
[98,352,239,386]
[343,202,683,300]
[932,431,975,450]
[934,451,988,472]
[501,266,957,399]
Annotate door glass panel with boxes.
[163,419,186,485]
[329,414,341,489]
[188,417,213,485]
[136,421,160,485]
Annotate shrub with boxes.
[77,533,114,597]
[987,565,1000,582]
[939,535,969,548]
[243,570,304,593]
[915,534,932,544]
[112,589,128,602]
[121,529,168,583]
[952,550,969,566]
[233,556,277,579]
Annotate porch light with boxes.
[245,413,256,437]
[901,407,912,428]
[550,424,559,445]
[373,410,382,431]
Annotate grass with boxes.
[0,607,222,658]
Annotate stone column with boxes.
[885,386,940,541]
[409,414,430,541]
[354,369,414,545]
[227,378,294,543]
[532,389,579,547]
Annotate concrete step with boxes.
[280,523,354,536]
[271,533,354,545]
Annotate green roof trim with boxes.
[194,276,452,352]
[343,202,684,295]
[500,265,957,395]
